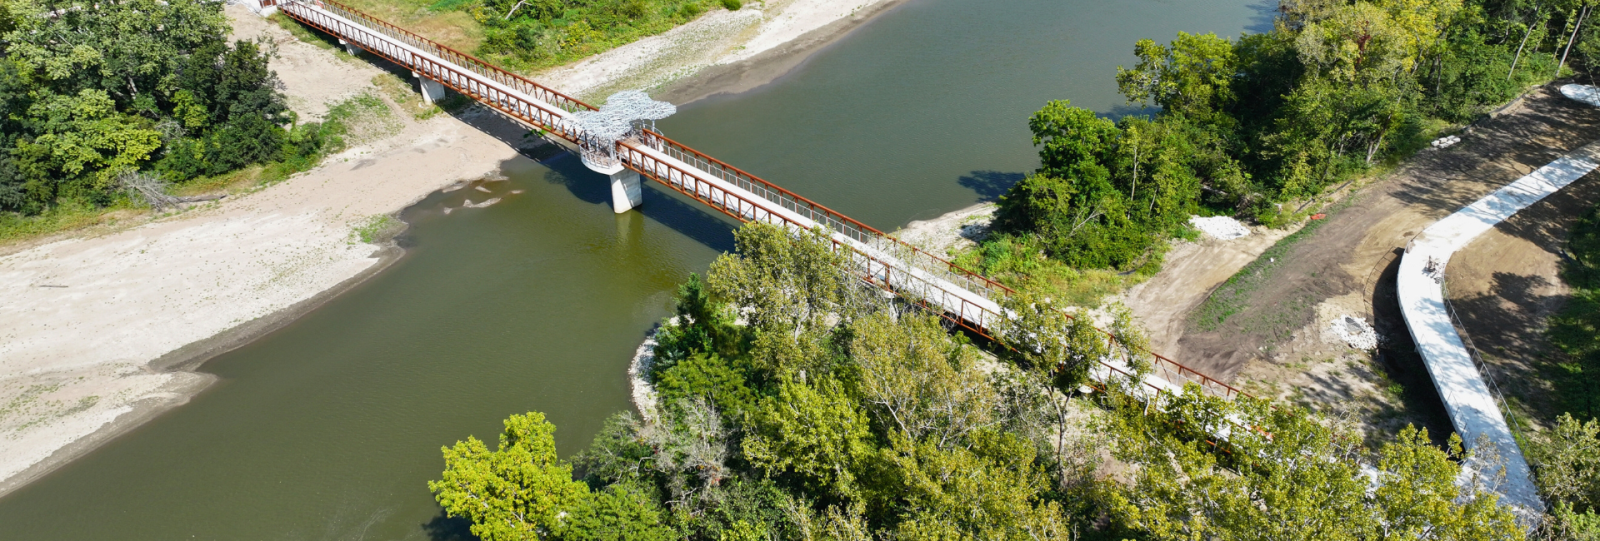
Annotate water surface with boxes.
[0,0,1261,538]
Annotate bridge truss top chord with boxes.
[267,0,1244,401]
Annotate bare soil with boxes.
[1447,167,1600,429]
[1132,86,1600,440]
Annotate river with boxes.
[0,0,1264,538]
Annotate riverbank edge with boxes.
[0,0,914,499]
[654,0,912,104]
[0,229,409,500]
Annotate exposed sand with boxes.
[542,0,905,103]
[0,0,896,496]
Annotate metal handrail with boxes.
[1440,279,1526,439]
[272,0,1246,401]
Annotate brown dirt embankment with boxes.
[1123,86,1600,438]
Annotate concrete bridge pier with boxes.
[583,160,643,213]
[607,168,644,213]
[412,73,447,105]
[338,39,360,56]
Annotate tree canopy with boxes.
[431,221,1524,540]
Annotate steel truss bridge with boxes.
[265,0,1242,400]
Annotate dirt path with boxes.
[1120,86,1600,437]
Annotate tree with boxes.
[882,431,1073,540]
[1100,387,1521,540]
[849,312,996,450]
[1535,414,1600,513]
[1116,32,1238,120]
[14,89,161,196]
[707,223,867,381]
[429,412,591,541]
[742,378,873,503]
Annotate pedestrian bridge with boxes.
[260,0,1241,400]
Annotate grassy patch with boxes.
[1545,203,1600,419]
[373,73,444,120]
[1189,196,1357,332]
[951,233,1158,307]
[350,214,403,244]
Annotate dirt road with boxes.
[1123,86,1600,436]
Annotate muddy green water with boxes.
[0,1,1263,538]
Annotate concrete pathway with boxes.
[1399,105,1600,513]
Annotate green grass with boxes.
[1189,195,1356,332]
[1545,203,1600,420]
[350,214,402,244]
[951,233,1158,307]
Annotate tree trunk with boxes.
[1558,4,1592,79]
[1509,6,1541,79]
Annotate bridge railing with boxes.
[635,130,1014,301]
[281,0,595,116]
[275,0,1247,401]
[617,135,1009,339]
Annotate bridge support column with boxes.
[583,159,642,213]
[338,39,360,56]
[413,72,447,105]
[608,169,643,213]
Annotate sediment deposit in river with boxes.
[0,0,904,496]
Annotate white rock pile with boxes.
[1330,315,1379,350]
[1189,216,1251,240]
[1431,135,1461,149]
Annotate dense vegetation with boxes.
[0,0,364,225]
[434,0,741,70]
[974,0,1579,294]
[1535,204,1600,536]
[430,222,1523,540]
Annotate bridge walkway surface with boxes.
[263,0,1244,401]
[1398,116,1600,514]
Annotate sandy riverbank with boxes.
[0,0,906,497]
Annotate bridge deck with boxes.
[270,0,1243,400]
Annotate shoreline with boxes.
[0,0,915,499]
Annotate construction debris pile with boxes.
[1330,315,1378,350]
[1188,216,1251,240]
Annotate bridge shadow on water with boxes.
[532,150,740,254]
[360,59,746,255]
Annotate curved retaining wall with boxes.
[1398,137,1600,514]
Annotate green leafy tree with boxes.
[1101,387,1521,540]
[743,378,873,502]
[708,223,864,381]
[429,412,591,541]
[882,431,1073,540]
[1116,32,1238,120]
[849,312,996,450]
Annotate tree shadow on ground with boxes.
[957,170,1024,202]
[1449,271,1569,422]
[1490,173,1600,260]
[1387,88,1600,218]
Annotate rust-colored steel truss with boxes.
[271,0,1246,401]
